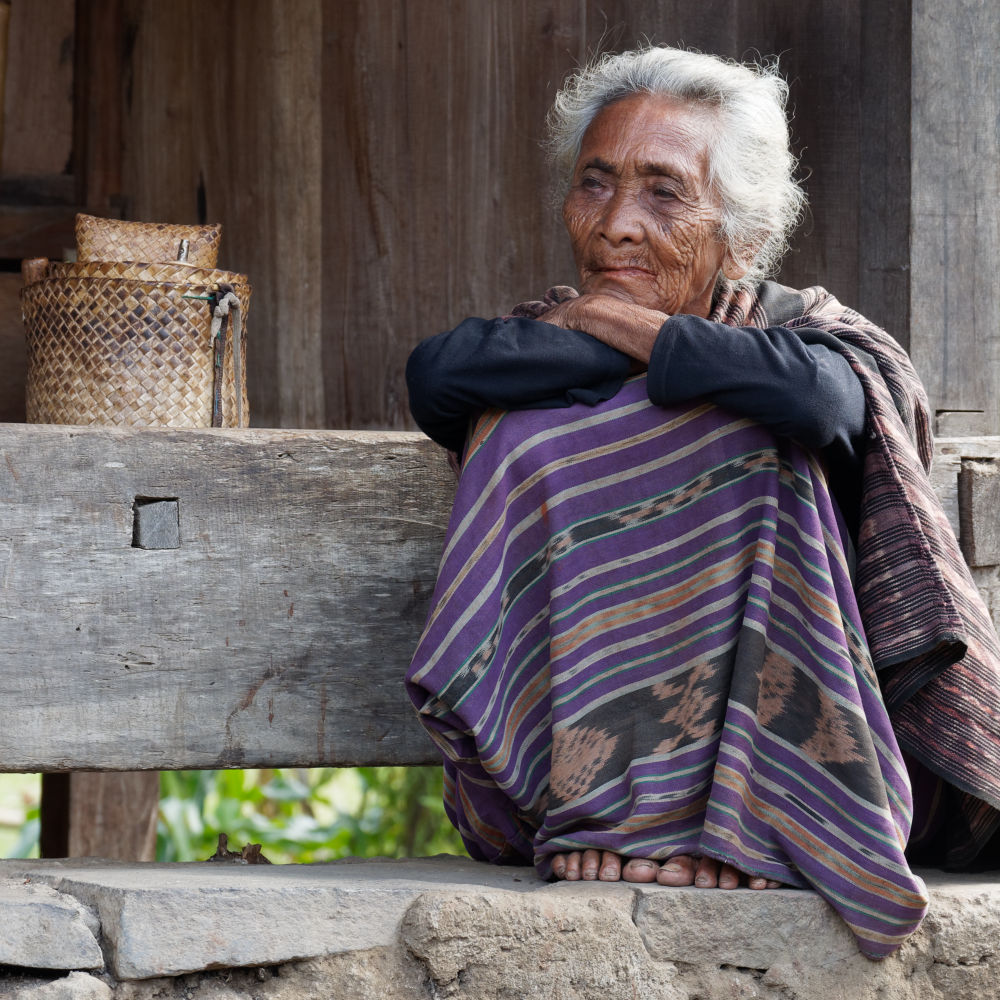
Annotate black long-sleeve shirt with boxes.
[406,311,870,533]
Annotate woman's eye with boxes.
[653,186,676,200]
[581,176,605,191]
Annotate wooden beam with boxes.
[909,0,1000,431]
[0,425,454,771]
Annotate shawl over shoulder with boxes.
[711,280,1000,865]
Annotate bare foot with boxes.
[551,851,781,889]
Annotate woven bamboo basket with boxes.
[75,213,222,269]
[22,260,250,428]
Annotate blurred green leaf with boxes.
[153,765,467,864]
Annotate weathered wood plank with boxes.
[0,426,454,771]
[909,0,1000,430]
[0,0,74,177]
[930,436,1000,542]
[120,0,324,429]
[0,425,997,774]
[73,0,125,214]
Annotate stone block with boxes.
[0,857,539,981]
[12,973,112,1000]
[631,882,859,969]
[0,880,103,972]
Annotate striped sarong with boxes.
[406,376,929,958]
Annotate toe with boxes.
[551,853,567,879]
[564,851,582,881]
[599,851,622,881]
[656,854,697,886]
[694,857,720,888]
[581,848,601,880]
[621,858,659,883]
[718,863,740,890]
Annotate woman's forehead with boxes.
[576,93,716,184]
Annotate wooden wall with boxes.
[321,0,915,431]
[0,0,996,435]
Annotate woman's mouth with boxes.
[591,266,655,279]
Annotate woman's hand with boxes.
[539,292,669,366]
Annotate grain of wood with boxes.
[0,0,74,176]
[930,436,1000,541]
[909,0,1000,429]
[0,425,454,771]
[0,273,25,421]
[120,0,323,429]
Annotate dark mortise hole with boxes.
[132,497,180,549]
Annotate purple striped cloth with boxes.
[406,379,929,958]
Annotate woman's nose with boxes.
[599,187,644,245]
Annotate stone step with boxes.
[0,857,999,999]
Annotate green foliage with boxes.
[156,766,467,863]
[0,774,40,859]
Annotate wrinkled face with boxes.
[562,93,735,317]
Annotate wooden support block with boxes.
[958,460,1000,567]
[132,498,179,550]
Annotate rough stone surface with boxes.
[2,859,1000,998]
[632,881,859,969]
[7,973,113,1000]
[0,857,538,980]
[0,879,103,971]
[402,886,682,999]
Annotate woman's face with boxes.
[562,93,734,318]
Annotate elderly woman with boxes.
[404,46,1000,959]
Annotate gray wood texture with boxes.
[117,0,324,430]
[0,425,454,771]
[910,0,1000,433]
[0,0,74,178]
[928,436,1000,542]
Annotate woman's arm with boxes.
[541,293,867,455]
[406,314,633,452]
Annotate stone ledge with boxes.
[0,858,998,999]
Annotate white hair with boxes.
[547,45,806,288]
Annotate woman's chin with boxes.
[580,274,663,308]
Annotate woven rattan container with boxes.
[23,259,250,428]
[76,213,222,269]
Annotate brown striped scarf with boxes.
[713,280,1000,866]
